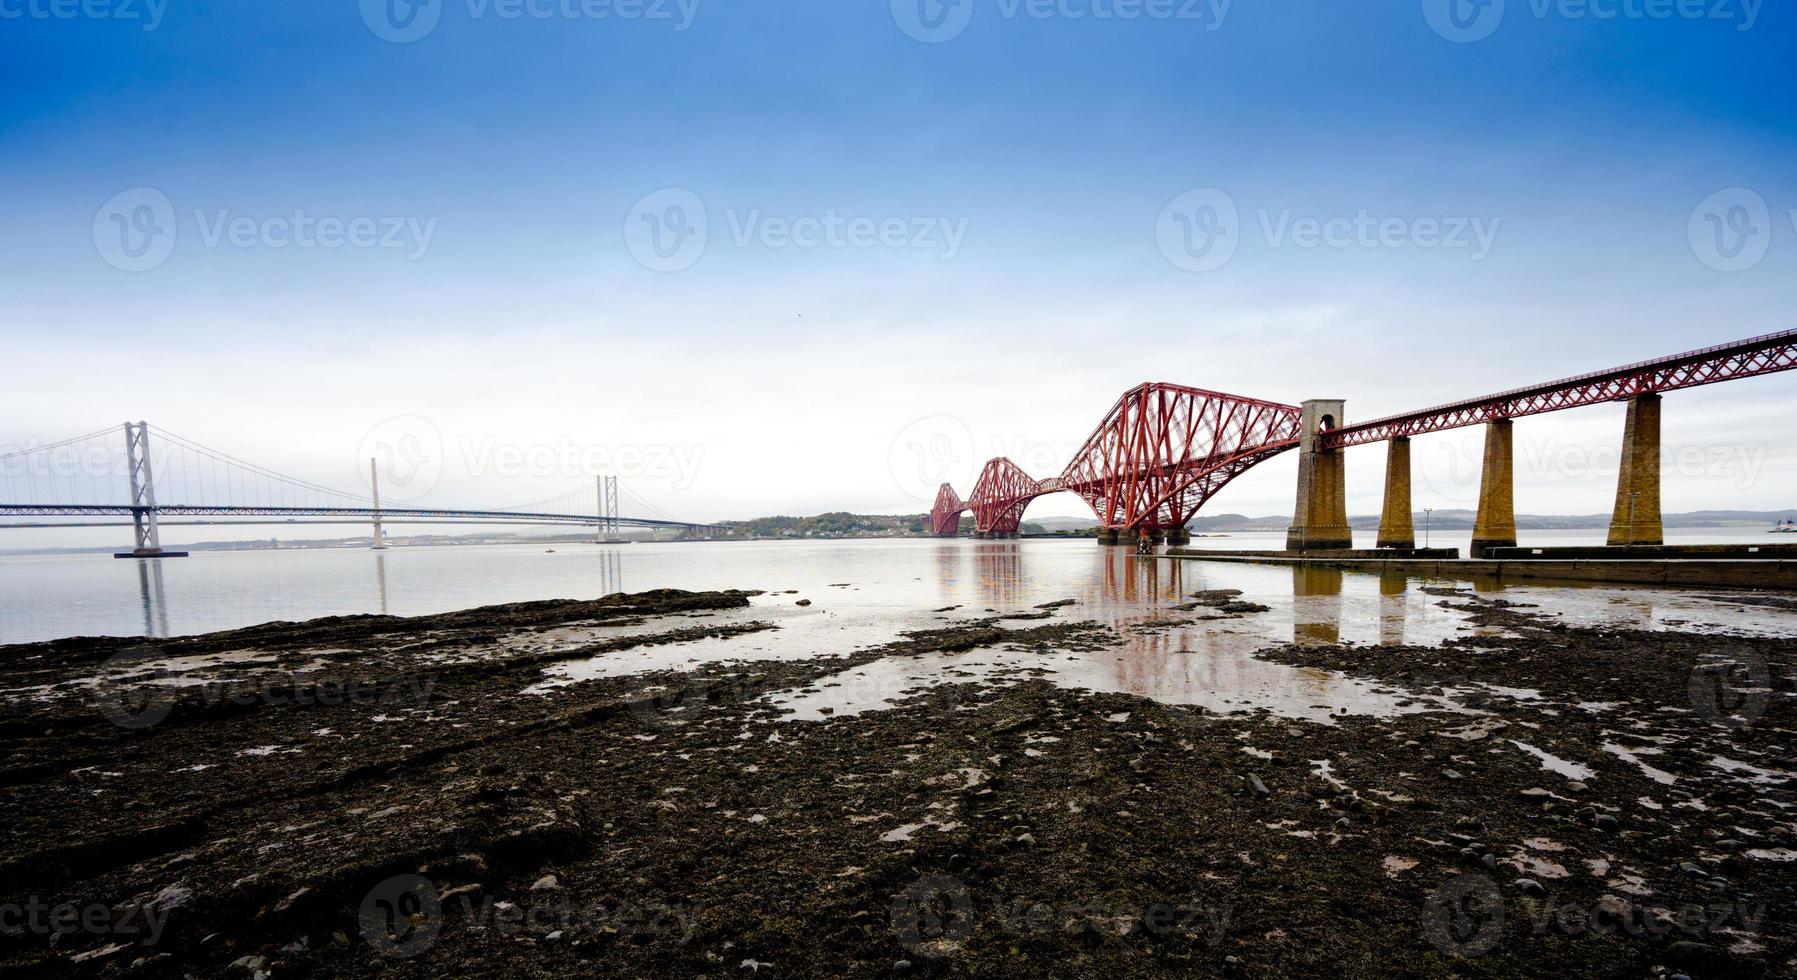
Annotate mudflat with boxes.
[1,587,1791,977]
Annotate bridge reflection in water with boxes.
[1380,571,1407,647]
[970,541,1025,610]
[956,542,1452,722]
[594,547,625,598]
[136,559,169,638]
[19,536,1780,651]
[1292,565,1344,646]
[123,542,632,641]
[961,542,1447,648]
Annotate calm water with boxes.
[0,529,1790,647]
[8,534,1796,726]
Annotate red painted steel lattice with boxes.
[936,330,1797,535]
[1326,329,1797,448]
[967,458,1060,534]
[929,483,966,536]
[956,384,1303,534]
[1059,384,1302,532]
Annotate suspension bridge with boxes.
[0,423,722,557]
[931,330,1797,556]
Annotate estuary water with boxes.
[0,528,1789,647]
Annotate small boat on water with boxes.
[1772,518,1797,534]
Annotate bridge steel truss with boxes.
[1324,329,1797,449]
[932,329,1797,538]
[1059,383,1303,532]
[966,458,1062,536]
[934,383,1305,536]
[928,484,966,536]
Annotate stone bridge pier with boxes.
[1285,399,1352,552]
[1375,436,1414,550]
[1285,391,1670,558]
[1099,527,1192,547]
[1607,392,1663,546]
[1469,418,1517,558]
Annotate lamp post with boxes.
[1423,507,1433,550]
[1626,492,1640,549]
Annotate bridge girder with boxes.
[960,385,1303,534]
[1326,328,1797,448]
[0,504,716,532]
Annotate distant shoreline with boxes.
[5,517,1793,557]
[3,508,1790,558]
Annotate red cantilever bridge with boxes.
[930,330,1797,551]
[932,385,1302,540]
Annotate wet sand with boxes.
[1,583,1792,978]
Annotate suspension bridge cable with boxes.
[0,425,122,462]
[493,485,594,515]
[619,483,681,522]
[4,425,705,526]
[148,426,373,505]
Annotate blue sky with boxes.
[1,1,1794,540]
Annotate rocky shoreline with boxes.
[0,587,1792,977]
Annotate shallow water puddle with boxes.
[525,598,906,692]
[1608,871,1654,896]
[1483,584,1797,637]
[880,814,960,843]
[497,546,1797,725]
[1382,856,1418,877]
[1601,742,1679,785]
[762,640,1467,725]
[1311,759,1347,789]
[1510,740,1595,781]
[1710,755,1795,786]
[445,616,758,667]
[765,650,1033,721]
[1506,855,1570,879]
[13,649,285,698]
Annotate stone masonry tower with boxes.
[1285,399,1353,552]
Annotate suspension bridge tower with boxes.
[369,458,388,550]
[117,422,188,559]
[597,475,626,544]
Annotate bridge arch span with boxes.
[933,385,1305,537]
